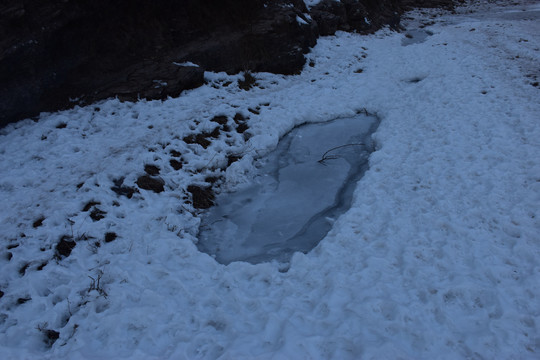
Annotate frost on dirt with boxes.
[197,114,379,264]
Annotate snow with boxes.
[303,0,323,9]
[173,61,199,67]
[296,15,309,25]
[1,0,539,358]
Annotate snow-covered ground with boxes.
[1,0,539,358]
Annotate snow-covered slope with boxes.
[1,1,539,358]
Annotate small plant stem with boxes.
[318,143,364,164]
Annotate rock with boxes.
[0,0,315,127]
[172,1,317,75]
[82,201,101,212]
[89,207,106,221]
[144,164,160,176]
[238,72,258,91]
[17,297,31,304]
[183,133,212,149]
[1,0,459,127]
[19,263,29,276]
[236,123,249,134]
[136,175,165,193]
[227,154,242,166]
[170,150,182,158]
[104,232,117,243]
[43,329,60,347]
[310,0,349,36]
[32,216,45,228]
[111,177,138,198]
[56,236,76,258]
[169,159,183,171]
[311,0,457,36]
[401,0,458,10]
[187,185,215,209]
[210,115,229,125]
[311,0,402,35]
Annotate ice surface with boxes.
[198,115,378,264]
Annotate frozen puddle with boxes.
[197,114,379,264]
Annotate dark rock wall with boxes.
[1,0,456,127]
[311,0,403,36]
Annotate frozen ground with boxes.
[0,0,539,358]
[198,115,378,265]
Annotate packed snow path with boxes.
[0,1,539,358]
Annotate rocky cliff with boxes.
[0,0,456,127]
